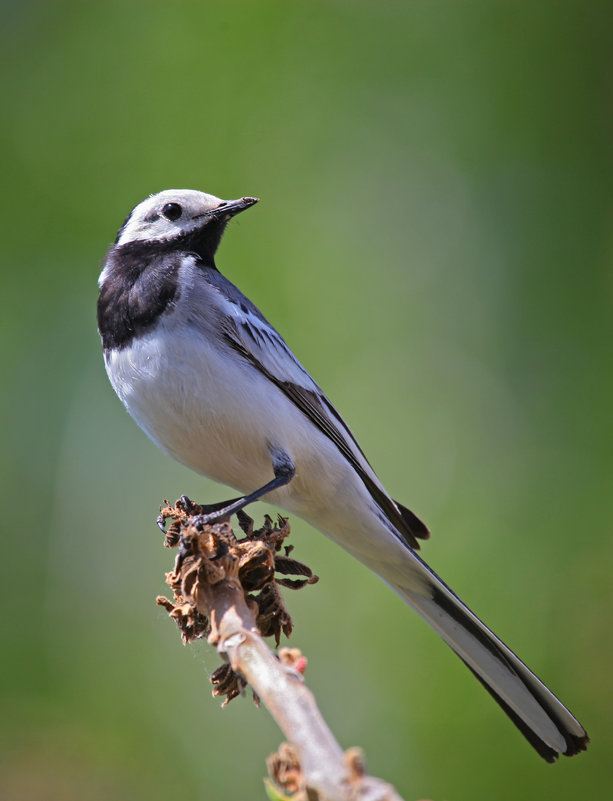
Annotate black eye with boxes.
[162,202,182,221]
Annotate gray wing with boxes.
[202,266,429,548]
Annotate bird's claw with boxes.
[156,512,167,534]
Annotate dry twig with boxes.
[156,498,406,801]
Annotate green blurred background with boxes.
[2,1,611,799]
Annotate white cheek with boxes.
[98,262,112,287]
[116,216,201,245]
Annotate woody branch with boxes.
[156,498,405,801]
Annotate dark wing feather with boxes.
[395,500,430,541]
[220,312,429,549]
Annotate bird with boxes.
[97,188,588,762]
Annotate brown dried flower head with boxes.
[156,498,318,704]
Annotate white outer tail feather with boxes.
[387,552,588,762]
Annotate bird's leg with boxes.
[158,495,243,534]
[180,494,243,515]
[191,452,295,529]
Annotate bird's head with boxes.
[113,189,259,252]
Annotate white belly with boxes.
[105,321,363,520]
[105,318,429,592]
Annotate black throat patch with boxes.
[97,222,224,351]
[97,239,187,350]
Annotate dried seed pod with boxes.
[210,662,246,705]
[157,498,317,703]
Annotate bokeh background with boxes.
[2,2,612,799]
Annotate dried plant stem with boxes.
[199,575,404,801]
[156,504,405,801]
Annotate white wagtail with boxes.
[97,189,588,761]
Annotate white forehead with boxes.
[115,189,225,246]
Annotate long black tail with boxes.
[390,550,588,762]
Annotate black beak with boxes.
[211,196,259,219]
